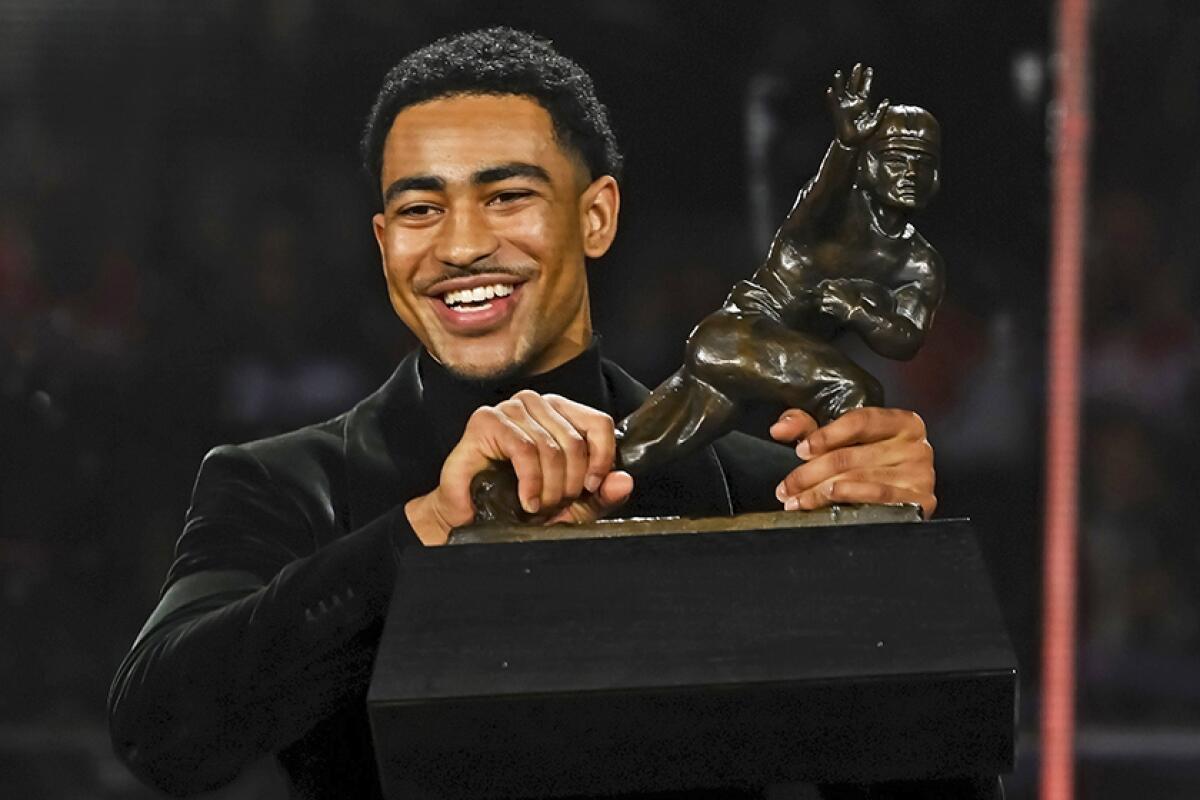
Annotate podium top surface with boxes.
[370,519,1015,706]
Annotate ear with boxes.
[372,211,390,274]
[578,175,620,259]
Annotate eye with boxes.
[488,189,534,206]
[397,203,441,219]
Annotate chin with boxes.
[443,359,524,383]
[434,341,529,383]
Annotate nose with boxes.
[902,157,919,179]
[433,203,499,268]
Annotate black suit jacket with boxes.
[108,350,796,799]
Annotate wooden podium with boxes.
[367,518,1017,798]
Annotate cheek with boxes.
[503,210,559,255]
[380,230,428,288]
[380,247,427,319]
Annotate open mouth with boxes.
[428,279,526,334]
[440,282,515,313]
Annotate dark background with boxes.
[1,1,1198,797]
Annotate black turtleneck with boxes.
[411,338,612,472]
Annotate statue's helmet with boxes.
[868,105,940,155]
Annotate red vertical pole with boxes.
[1041,0,1092,797]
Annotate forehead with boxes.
[873,142,938,159]
[379,94,580,186]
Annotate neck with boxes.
[868,198,908,237]
[523,293,593,375]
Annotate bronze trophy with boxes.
[465,62,944,538]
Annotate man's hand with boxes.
[405,391,634,545]
[827,63,890,147]
[768,406,936,519]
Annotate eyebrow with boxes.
[382,162,551,206]
[472,162,551,186]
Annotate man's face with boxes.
[372,94,618,380]
[859,144,940,211]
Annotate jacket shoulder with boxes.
[226,413,349,533]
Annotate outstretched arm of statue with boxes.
[774,64,890,241]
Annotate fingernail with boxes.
[523,497,540,514]
[795,439,812,459]
[584,474,601,494]
[775,482,787,502]
[784,496,800,511]
[822,482,836,498]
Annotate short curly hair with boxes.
[361,27,623,193]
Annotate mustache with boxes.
[416,262,537,294]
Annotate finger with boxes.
[805,407,926,456]
[868,99,891,129]
[831,69,845,98]
[861,65,874,99]
[769,408,819,444]
[850,63,863,95]
[550,470,635,525]
[546,395,617,493]
[790,478,936,519]
[778,441,931,498]
[515,392,590,502]
[453,408,545,515]
[497,401,565,513]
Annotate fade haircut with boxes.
[361,27,623,196]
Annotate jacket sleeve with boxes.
[712,431,799,514]
[107,444,409,796]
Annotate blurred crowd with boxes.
[1,1,1198,797]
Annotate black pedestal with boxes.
[368,519,1017,799]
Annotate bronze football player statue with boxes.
[473,64,944,523]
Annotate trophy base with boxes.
[448,502,921,545]
[372,515,1016,797]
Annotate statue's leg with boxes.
[616,366,737,475]
[690,314,883,426]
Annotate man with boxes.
[109,28,938,799]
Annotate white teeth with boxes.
[442,283,515,307]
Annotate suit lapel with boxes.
[343,351,441,532]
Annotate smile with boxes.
[442,282,515,309]
[428,278,527,335]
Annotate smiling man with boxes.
[109,28,943,799]
[372,94,610,381]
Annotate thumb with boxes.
[595,470,634,510]
[867,98,891,130]
[552,470,634,525]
